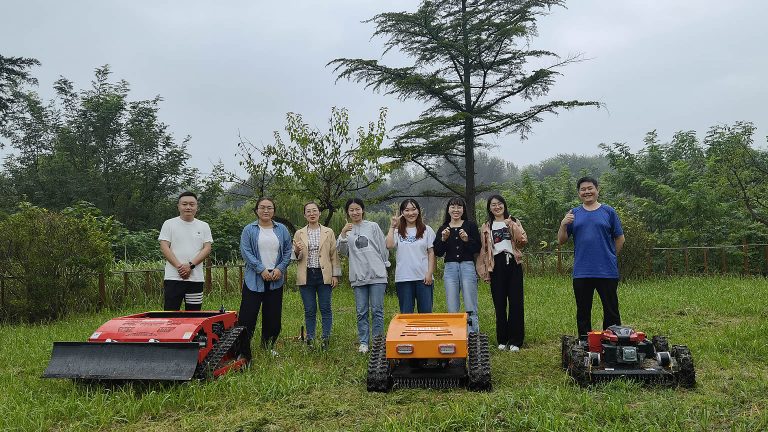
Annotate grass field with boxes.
[2,275,767,431]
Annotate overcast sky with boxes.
[2,0,767,176]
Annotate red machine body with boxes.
[44,311,247,381]
[587,328,646,353]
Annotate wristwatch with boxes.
[189,262,196,269]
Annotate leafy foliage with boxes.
[0,203,112,322]
[330,0,598,217]
[0,54,40,129]
[600,126,768,246]
[1,65,196,229]
[705,121,768,230]
[236,107,390,225]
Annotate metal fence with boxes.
[2,243,767,309]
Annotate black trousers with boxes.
[572,278,621,338]
[163,280,203,311]
[490,253,524,347]
[238,282,283,358]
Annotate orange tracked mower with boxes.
[366,312,491,392]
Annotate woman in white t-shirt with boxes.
[476,194,528,352]
[385,198,436,313]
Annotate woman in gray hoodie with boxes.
[337,198,390,354]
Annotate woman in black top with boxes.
[433,197,481,332]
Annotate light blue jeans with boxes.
[354,283,386,346]
[299,268,333,341]
[443,261,479,333]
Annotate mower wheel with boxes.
[568,343,590,387]
[561,335,577,370]
[672,345,696,388]
[652,335,670,353]
[366,335,391,392]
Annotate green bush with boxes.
[616,207,655,279]
[0,204,113,322]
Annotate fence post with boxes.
[239,265,243,290]
[524,254,529,274]
[556,245,562,275]
[703,248,709,274]
[144,271,152,294]
[223,266,228,292]
[765,245,768,275]
[684,248,689,275]
[646,249,652,276]
[205,258,212,294]
[721,248,727,273]
[743,240,749,275]
[98,273,106,308]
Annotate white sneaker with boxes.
[508,345,520,352]
[270,349,279,357]
[358,344,369,354]
[497,344,507,351]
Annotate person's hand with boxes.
[177,263,191,279]
[561,210,574,227]
[341,223,353,236]
[293,239,304,255]
[390,210,400,229]
[261,269,272,281]
[459,228,469,242]
[331,276,338,288]
[424,273,434,285]
[271,268,283,281]
[441,227,450,241]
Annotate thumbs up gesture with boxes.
[561,209,574,227]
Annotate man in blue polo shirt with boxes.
[557,176,625,338]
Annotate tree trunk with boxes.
[461,0,476,221]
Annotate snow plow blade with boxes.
[43,342,200,381]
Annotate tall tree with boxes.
[705,121,768,229]
[237,107,390,226]
[330,0,597,218]
[0,54,40,130]
[2,65,195,229]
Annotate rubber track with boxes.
[366,335,390,392]
[466,333,491,391]
[194,326,245,380]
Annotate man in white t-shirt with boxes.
[158,191,213,310]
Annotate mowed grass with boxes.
[2,276,767,431]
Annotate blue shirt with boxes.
[566,204,624,279]
[240,221,293,292]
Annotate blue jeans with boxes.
[354,283,386,345]
[299,268,333,341]
[395,280,433,313]
[444,261,480,333]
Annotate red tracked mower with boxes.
[43,310,248,381]
[562,325,695,388]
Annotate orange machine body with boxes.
[385,313,468,359]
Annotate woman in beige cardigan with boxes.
[476,194,527,352]
[293,202,341,349]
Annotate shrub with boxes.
[0,204,113,322]
[616,207,655,279]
